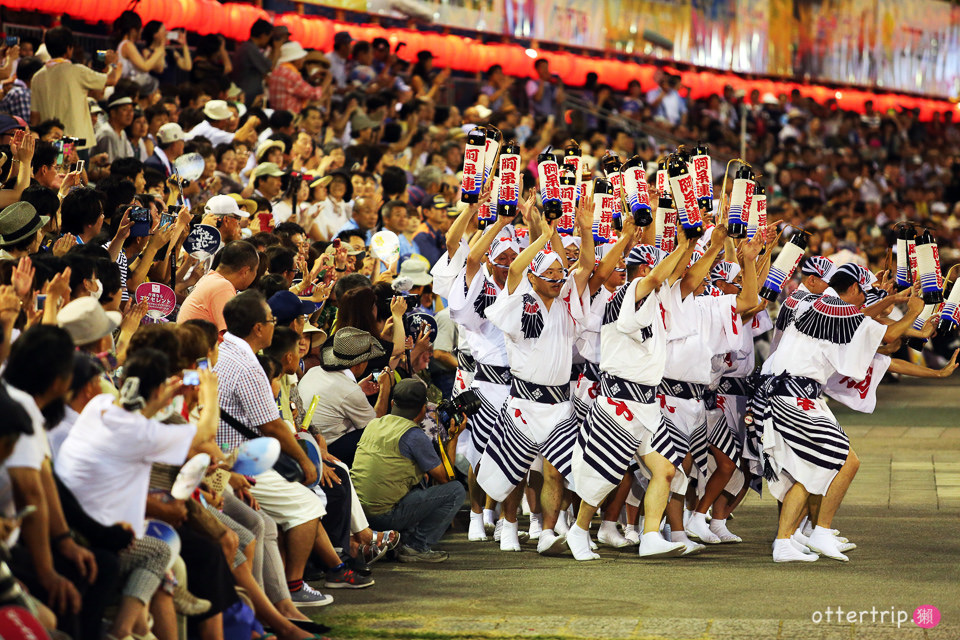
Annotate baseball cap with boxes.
[429,194,448,210]
[268,291,317,326]
[0,114,25,135]
[204,194,248,218]
[334,31,353,47]
[156,123,184,145]
[250,162,285,181]
[57,297,122,346]
[203,100,232,121]
[391,378,428,411]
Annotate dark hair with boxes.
[95,258,122,304]
[828,271,860,295]
[268,110,295,131]
[21,185,59,221]
[336,286,377,334]
[381,166,407,199]
[34,119,65,139]
[60,187,104,236]
[110,157,144,181]
[332,273,370,303]
[250,196,272,214]
[143,167,166,191]
[112,10,143,43]
[70,352,104,394]
[181,318,219,351]
[263,326,299,362]
[249,231,280,251]
[0,384,32,440]
[144,102,168,124]
[31,141,58,172]
[265,246,296,275]
[534,58,549,70]
[218,240,260,272]
[95,176,137,227]
[44,26,74,59]
[62,253,96,295]
[223,290,267,337]
[352,41,371,59]
[3,326,75,400]
[141,20,164,45]
[257,354,282,381]
[16,56,43,84]
[29,254,65,291]
[250,19,273,40]
[487,64,503,76]
[256,273,289,300]
[175,324,211,371]
[122,348,171,406]
[128,324,180,361]
[274,221,306,239]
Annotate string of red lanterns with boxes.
[5,0,957,119]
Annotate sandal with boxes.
[361,530,400,564]
[286,619,332,635]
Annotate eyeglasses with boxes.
[263,317,277,325]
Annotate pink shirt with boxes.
[176,271,236,331]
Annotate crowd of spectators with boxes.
[0,8,957,638]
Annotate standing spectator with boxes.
[29,27,121,147]
[111,11,162,96]
[327,31,352,89]
[140,21,192,88]
[480,64,514,112]
[267,42,326,113]
[233,19,282,107]
[646,70,687,126]
[382,199,422,261]
[526,58,563,118]
[0,56,42,122]
[93,96,135,163]
[177,240,259,331]
[351,379,466,563]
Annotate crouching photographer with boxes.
[350,379,467,564]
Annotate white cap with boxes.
[156,123,184,145]
[107,96,133,109]
[203,100,232,121]
[277,41,308,64]
[204,194,248,218]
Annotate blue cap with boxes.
[268,290,317,326]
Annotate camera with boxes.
[182,370,200,386]
[5,36,19,47]
[96,50,107,63]
[129,206,150,223]
[401,293,421,309]
[435,389,481,428]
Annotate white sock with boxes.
[483,508,497,526]
[598,520,618,536]
[624,524,637,534]
[811,525,834,539]
[470,511,483,523]
[500,519,520,551]
[690,512,708,527]
[670,530,693,544]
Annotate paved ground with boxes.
[312,378,960,640]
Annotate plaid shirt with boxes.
[215,332,280,450]
[267,63,324,113]
[0,80,30,121]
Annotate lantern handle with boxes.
[719,158,752,204]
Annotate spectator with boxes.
[0,56,42,122]
[526,58,563,118]
[0,201,47,261]
[93,96,135,163]
[111,11,162,96]
[233,19,282,106]
[30,26,120,147]
[215,290,336,606]
[351,378,466,563]
[646,70,687,126]
[177,240,259,331]
[382,199,422,261]
[298,326,394,466]
[327,31,352,89]
[268,42,326,113]
[413,195,449,266]
[185,99,258,147]
[143,122,183,176]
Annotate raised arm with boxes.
[635,232,690,302]
[681,224,728,298]
[466,214,511,283]
[507,211,551,294]
[881,289,924,344]
[572,197,595,297]
[735,233,763,312]
[589,220,634,295]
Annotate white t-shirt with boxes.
[4,383,50,471]
[55,394,196,537]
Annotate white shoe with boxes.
[566,524,600,561]
[806,528,849,562]
[483,508,498,535]
[637,532,686,558]
[468,514,488,542]
[597,522,633,548]
[708,519,742,543]
[537,529,567,556]
[499,520,521,552]
[678,539,706,556]
[528,513,542,541]
[554,511,570,536]
[623,526,640,545]
[493,518,502,542]
[589,536,598,551]
[685,513,721,544]
[790,533,817,556]
[773,538,818,563]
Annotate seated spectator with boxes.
[298,327,394,466]
[351,378,467,563]
[0,201,47,261]
[177,240,259,331]
[93,96,136,163]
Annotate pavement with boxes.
[311,377,960,640]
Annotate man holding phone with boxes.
[30,27,120,148]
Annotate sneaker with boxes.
[346,555,373,577]
[397,545,449,563]
[290,582,334,607]
[324,565,375,589]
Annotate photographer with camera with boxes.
[351,378,467,563]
